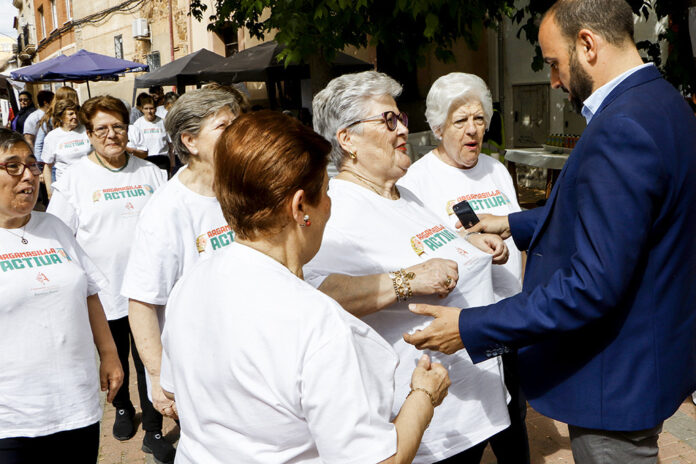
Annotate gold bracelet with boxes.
[409,387,436,407]
[389,269,415,302]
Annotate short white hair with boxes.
[313,70,402,168]
[425,73,493,139]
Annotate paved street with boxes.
[98,356,696,463]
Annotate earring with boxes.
[300,214,311,227]
[349,151,357,160]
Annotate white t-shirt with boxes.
[23,108,44,136]
[304,179,510,463]
[121,167,231,398]
[47,156,167,320]
[133,116,169,157]
[399,151,523,299]
[42,125,92,181]
[127,125,147,152]
[160,242,398,464]
[0,212,107,438]
[155,105,167,120]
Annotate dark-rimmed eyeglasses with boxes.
[91,124,128,138]
[0,161,42,177]
[345,111,408,132]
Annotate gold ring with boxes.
[446,277,452,286]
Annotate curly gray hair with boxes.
[165,88,240,164]
[312,71,402,168]
[425,73,493,139]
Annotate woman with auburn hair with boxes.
[0,128,122,463]
[160,110,450,464]
[46,95,170,462]
[42,98,91,197]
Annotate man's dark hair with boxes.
[37,90,54,107]
[136,92,150,107]
[149,85,164,95]
[546,0,635,47]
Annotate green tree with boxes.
[190,0,512,96]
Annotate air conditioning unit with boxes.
[132,19,149,39]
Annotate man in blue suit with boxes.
[404,0,696,461]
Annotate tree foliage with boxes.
[513,0,695,94]
[190,0,511,96]
[190,0,695,96]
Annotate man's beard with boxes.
[568,49,594,114]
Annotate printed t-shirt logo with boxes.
[0,248,73,272]
[445,190,511,215]
[92,184,154,202]
[196,225,235,254]
[410,224,457,256]
[60,139,88,150]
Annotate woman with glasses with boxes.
[11,91,36,134]
[0,128,123,463]
[398,73,529,462]
[46,96,170,461]
[305,71,511,463]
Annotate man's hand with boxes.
[456,213,511,240]
[403,304,464,355]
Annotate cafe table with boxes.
[504,147,570,199]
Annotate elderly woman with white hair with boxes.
[122,88,240,464]
[305,70,512,463]
[399,72,529,463]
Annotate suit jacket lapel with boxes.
[526,65,661,250]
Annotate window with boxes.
[65,0,72,21]
[147,51,161,70]
[214,22,238,57]
[114,35,123,59]
[38,7,46,39]
[50,0,58,30]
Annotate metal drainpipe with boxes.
[168,0,175,62]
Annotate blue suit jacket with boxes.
[459,65,696,431]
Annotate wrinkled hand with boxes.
[151,376,179,420]
[403,304,464,355]
[410,354,450,407]
[406,258,459,298]
[456,213,511,240]
[99,352,124,403]
[466,233,509,265]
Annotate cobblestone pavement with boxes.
[98,356,696,463]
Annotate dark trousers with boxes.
[569,423,662,463]
[435,352,530,464]
[0,422,99,464]
[108,316,163,432]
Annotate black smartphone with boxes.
[452,200,480,228]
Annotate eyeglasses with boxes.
[18,98,30,103]
[91,124,128,138]
[0,161,42,177]
[345,111,408,131]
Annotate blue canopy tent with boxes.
[10,49,148,96]
[10,54,69,82]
